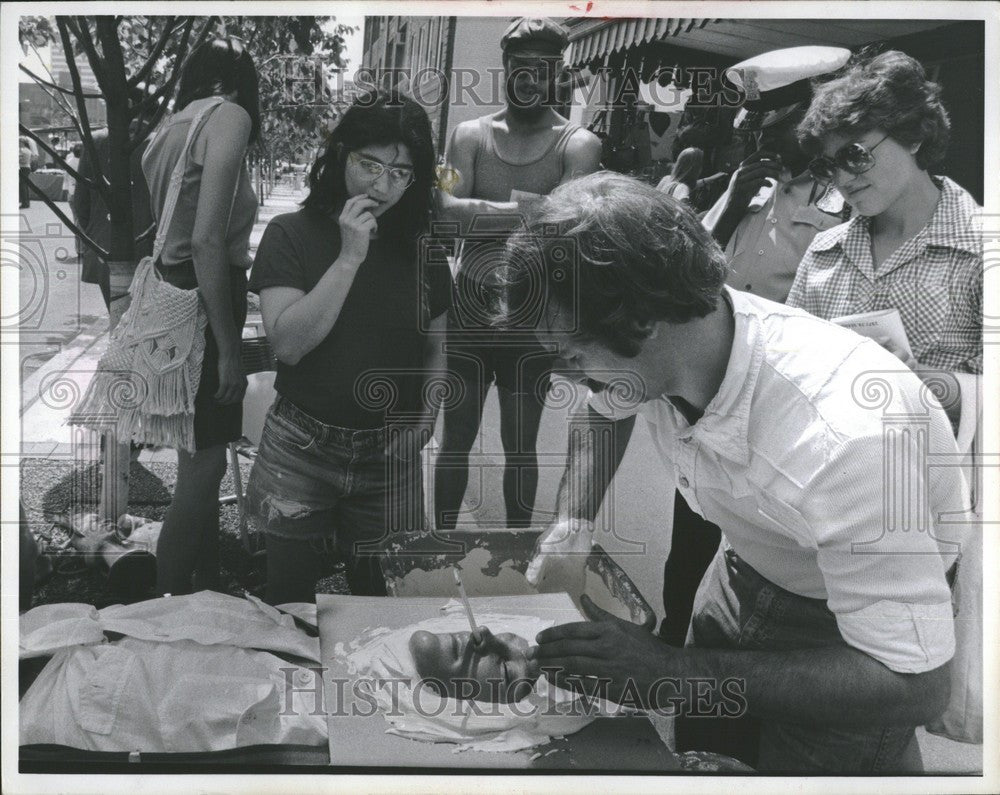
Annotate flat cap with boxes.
[727,46,851,131]
[501,17,569,56]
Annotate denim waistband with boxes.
[273,395,386,450]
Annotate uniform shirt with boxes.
[589,287,969,674]
[703,170,847,303]
[786,176,982,373]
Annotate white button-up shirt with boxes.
[590,287,969,674]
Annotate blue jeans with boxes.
[677,545,916,773]
[246,396,425,603]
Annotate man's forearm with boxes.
[435,190,521,236]
[554,408,636,524]
[660,645,951,728]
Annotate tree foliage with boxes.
[17,14,358,264]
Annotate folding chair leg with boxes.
[227,442,251,552]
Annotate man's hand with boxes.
[723,149,783,216]
[528,594,667,707]
[525,518,594,594]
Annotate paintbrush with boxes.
[452,565,482,644]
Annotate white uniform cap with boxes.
[727,46,852,131]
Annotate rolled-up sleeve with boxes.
[803,434,962,674]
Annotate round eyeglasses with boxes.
[348,151,415,189]
[808,134,890,184]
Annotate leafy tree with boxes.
[221,17,357,188]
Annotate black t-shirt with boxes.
[248,209,452,429]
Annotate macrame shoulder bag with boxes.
[72,98,227,453]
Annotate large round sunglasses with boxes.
[808,133,890,184]
[348,151,415,189]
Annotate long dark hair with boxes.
[303,90,435,253]
[175,37,261,144]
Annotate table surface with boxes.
[318,593,679,771]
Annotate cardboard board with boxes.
[317,593,678,771]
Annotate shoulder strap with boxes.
[150,97,226,262]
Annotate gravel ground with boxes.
[19,457,349,609]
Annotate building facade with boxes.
[362,16,509,154]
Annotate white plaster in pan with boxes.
[332,601,626,753]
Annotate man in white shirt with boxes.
[512,172,969,772]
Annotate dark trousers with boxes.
[676,547,917,772]
[659,490,722,646]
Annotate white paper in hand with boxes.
[832,308,913,359]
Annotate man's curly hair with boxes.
[503,172,728,358]
[797,49,950,170]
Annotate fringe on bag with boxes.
[70,257,208,453]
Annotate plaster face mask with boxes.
[408,627,540,703]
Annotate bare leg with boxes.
[155,444,227,595]
[497,384,547,529]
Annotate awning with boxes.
[566,18,717,67]
[565,18,957,69]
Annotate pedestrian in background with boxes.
[657,146,703,204]
[19,136,33,208]
[63,144,81,203]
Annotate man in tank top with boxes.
[433,18,602,531]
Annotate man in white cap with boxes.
[433,17,602,533]
[660,46,855,648]
[703,46,852,303]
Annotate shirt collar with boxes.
[683,286,763,466]
[920,176,981,255]
[805,174,978,256]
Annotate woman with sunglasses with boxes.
[787,50,982,426]
[246,91,450,604]
[144,37,261,595]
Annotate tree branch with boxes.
[56,18,106,203]
[18,124,102,193]
[68,17,114,99]
[20,67,90,142]
[129,16,216,151]
[127,15,177,90]
[18,64,103,99]
[18,65,104,161]
[20,177,110,261]
[95,16,137,265]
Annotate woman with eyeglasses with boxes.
[246,91,451,604]
[144,37,260,596]
[787,50,982,425]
